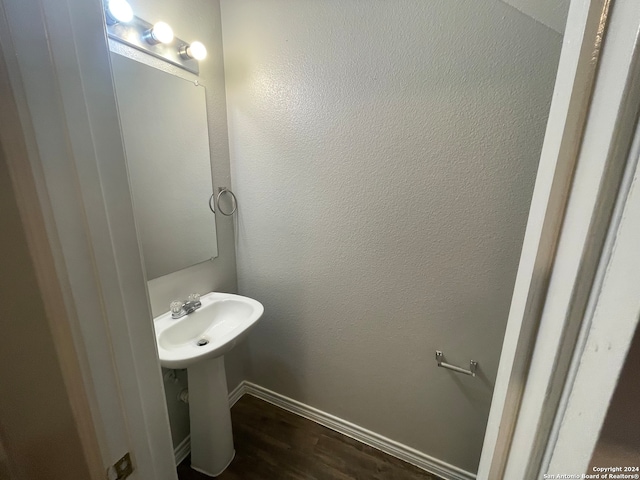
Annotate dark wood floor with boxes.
[177,395,443,480]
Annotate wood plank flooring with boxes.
[177,395,443,480]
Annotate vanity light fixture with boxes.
[143,21,174,45]
[107,13,201,74]
[179,41,207,61]
[105,0,133,25]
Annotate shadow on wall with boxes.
[244,283,310,404]
[445,364,494,415]
[0,438,9,480]
[590,321,640,468]
[162,367,190,449]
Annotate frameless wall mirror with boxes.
[110,52,218,280]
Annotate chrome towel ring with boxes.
[208,187,238,216]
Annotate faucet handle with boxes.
[187,293,201,303]
[170,301,183,315]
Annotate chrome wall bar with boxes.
[435,351,478,377]
[107,16,199,74]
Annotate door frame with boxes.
[478,0,640,477]
[0,0,177,478]
[546,94,640,476]
[2,0,638,478]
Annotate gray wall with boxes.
[221,0,563,473]
[119,0,246,449]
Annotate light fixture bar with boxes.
[106,15,200,75]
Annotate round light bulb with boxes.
[151,22,174,44]
[106,0,133,24]
[188,41,207,60]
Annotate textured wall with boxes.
[221,0,562,473]
[118,0,246,449]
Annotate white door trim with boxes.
[479,0,640,477]
[0,0,177,478]
[478,0,613,475]
[4,0,637,478]
[546,120,640,474]
[542,10,640,473]
[0,18,105,480]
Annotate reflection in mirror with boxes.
[110,52,218,280]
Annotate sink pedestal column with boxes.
[187,356,235,477]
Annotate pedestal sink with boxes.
[153,292,264,477]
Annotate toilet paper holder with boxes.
[435,351,478,377]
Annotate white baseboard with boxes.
[228,381,245,408]
[174,380,476,480]
[243,382,476,480]
[174,434,191,466]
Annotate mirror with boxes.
[110,52,218,280]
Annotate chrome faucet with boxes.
[170,293,202,319]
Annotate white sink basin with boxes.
[154,292,264,369]
[153,291,264,477]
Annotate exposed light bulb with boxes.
[145,21,174,44]
[179,41,207,61]
[188,41,207,60]
[106,0,133,24]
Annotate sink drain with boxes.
[196,339,209,346]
